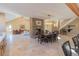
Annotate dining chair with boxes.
[62,41,79,56]
[72,36,79,49]
[62,41,72,56]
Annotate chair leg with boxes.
[40,40,42,44]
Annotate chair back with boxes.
[62,41,72,56]
[77,34,79,38]
[72,36,78,48]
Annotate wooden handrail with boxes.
[66,3,79,16]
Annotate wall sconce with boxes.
[54,23,58,28]
[54,24,56,27]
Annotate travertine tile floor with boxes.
[59,33,76,48]
[9,35,63,56]
[5,33,75,56]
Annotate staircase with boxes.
[59,16,77,30]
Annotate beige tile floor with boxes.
[5,33,76,56]
[59,33,76,48]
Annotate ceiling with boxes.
[0,3,77,21]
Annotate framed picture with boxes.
[36,21,42,26]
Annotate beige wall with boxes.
[44,19,58,32]
[69,18,79,29]
[7,17,60,33]
[7,17,30,31]
[63,17,79,34]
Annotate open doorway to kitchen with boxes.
[7,17,31,38]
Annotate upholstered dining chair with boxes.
[62,41,78,56]
[72,36,79,49]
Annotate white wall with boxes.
[0,13,6,32]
